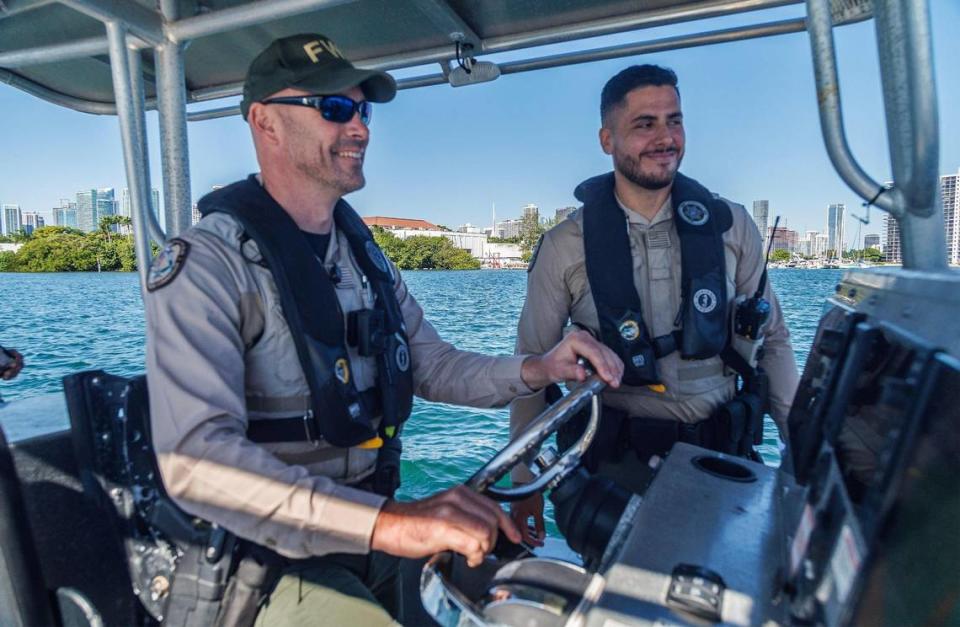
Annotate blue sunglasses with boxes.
[260,94,372,125]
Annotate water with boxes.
[0,269,841,528]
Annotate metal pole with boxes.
[106,21,154,289]
[805,0,900,215]
[185,17,811,122]
[873,0,944,270]
[0,67,117,114]
[0,37,107,67]
[156,0,193,236]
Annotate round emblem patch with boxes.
[678,201,710,226]
[365,241,390,274]
[395,337,410,372]
[147,238,189,292]
[618,320,640,342]
[693,288,718,314]
[334,358,351,385]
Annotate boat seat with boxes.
[0,422,57,626]
[63,370,236,625]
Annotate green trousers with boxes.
[255,551,403,626]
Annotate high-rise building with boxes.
[2,204,22,236]
[815,233,829,258]
[76,188,119,232]
[495,218,523,239]
[768,226,798,253]
[555,206,576,222]
[96,188,117,227]
[22,211,44,235]
[53,199,78,228]
[942,169,959,265]
[76,189,98,232]
[191,203,201,225]
[121,188,161,221]
[752,200,769,248]
[827,203,846,255]
[863,233,881,250]
[522,203,539,223]
[884,213,901,263]
[883,169,960,265]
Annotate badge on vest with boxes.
[147,238,189,292]
[694,288,719,313]
[677,200,710,226]
[334,358,351,384]
[619,319,640,342]
[395,337,410,372]
[365,240,390,275]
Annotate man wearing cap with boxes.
[144,34,622,626]
[509,64,799,546]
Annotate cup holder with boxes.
[691,455,757,483]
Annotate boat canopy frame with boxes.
[0,0,946,288]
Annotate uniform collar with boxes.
[615,191,673,227]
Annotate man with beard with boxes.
[509,65,799,546]
[144,34,622,625]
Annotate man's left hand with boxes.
[520,329,622,390]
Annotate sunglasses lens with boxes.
[359,101,372,125]
[320,96,355,123]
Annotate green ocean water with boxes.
[0,269,841,527]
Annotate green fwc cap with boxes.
[240,33,397,120]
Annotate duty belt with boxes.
[246,389,382,444]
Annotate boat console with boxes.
[420,269,960,627]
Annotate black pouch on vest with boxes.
[628,417,682,460]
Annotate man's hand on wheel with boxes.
[371,485,521,567]
[521,329,623,391]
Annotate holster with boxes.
[216,544,286,627]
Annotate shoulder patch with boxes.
[147,238,190,292]
[527,234,544,273]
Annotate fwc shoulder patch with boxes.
[147,238,189,292]
[527,234,544,273]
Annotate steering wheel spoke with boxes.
[466,377,605,501]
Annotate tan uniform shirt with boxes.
[146,211,532,560]
[510,195,799,482]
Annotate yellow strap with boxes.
[647,383,667,393]
[358,436,384,449]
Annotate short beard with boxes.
[614,151,679,190]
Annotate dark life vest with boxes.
[577,172,733,387]
[198,175,414,447]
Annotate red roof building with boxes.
[363,216,440,231]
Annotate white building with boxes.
[814,233,829,258]
[827,203,846,254]
[752,200,769,249]
[2,204,22,236]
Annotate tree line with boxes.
[371,227,480,270]
[0,219,525,273]
[0,216,137,272]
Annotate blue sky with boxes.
[1,2,957,246]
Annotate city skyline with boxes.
[1,3,958,242]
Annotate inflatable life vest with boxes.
[577,172,733,387]
[199,175,413,447]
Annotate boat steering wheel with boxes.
[465,373,606,502]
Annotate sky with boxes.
[1,2,958,247]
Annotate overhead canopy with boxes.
[0,0,810,113]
